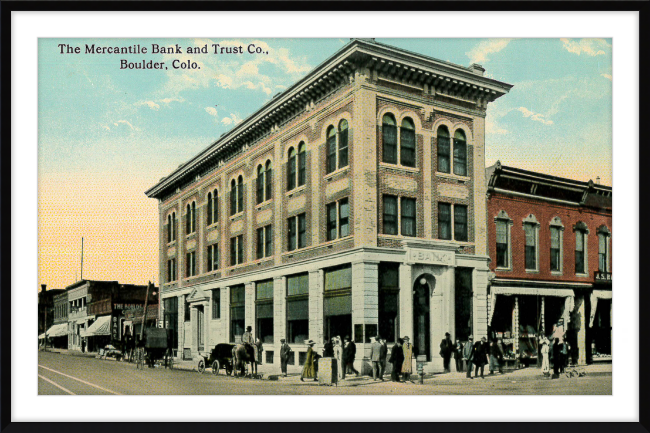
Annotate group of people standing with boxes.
[298,335,361,382]
[371,335,415,382]
[539,336,571,378]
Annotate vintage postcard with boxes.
[37,37,612,396]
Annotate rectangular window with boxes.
[575,231,586,274]
[382,124,398,164]
[185,252,196,277]
[401,197,416,237]
[184,295,190,322]
[324,265,352,292]
[230,235,244,266]
[400,128,416,167]
[207,244,219,272]
[338,128,349,169]
[298,213,307,249]
[288,217,297,251]
[598,234,608,272]
[163,297,178,349]
[230,285,245,343]
[453,139,467,176]
[257,227,265,260]
[212,289,221,319]
[298,150,306,187]
[265,225,273,258]
[326,134,337,174]
[454,205,468,241]
[378,263,399,343]
[167,258,177,282]
[550,227,561,272]
[287,273,309,296]
[454,268,473,341]
[256,280,274,343]
[524,224,537,270]
[287,273,309,344]
[327,202,337,241]
[339,198,349,238]
[438,136,451,173]
[237,234,244,265]
[438,203,452,240]
[383,195,398,235]
[496,221,508,268]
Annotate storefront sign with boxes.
[113,303,144,311]
[111,315,120,341]
[407,248,455,266]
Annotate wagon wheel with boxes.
[198,358,206,374]
[212,360,220,375]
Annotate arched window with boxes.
[437,126,450,173]
[287,147,297,191]
[326,126,337,174]
[186,202,196,234]
[207,189,218,225]
[400,117,416,167]
[256,164,265,205]
[230,179,237,216]
[237,175,244,213]
[382,114,397,164]
[167,214,173,243]
[597,225,611,273]
[338,120,349,169]
[297,142,306,187]
[265,160,273,201]
[172,212,176,241]
[453,129,467,176]
[191,201,196,233]
[207,192,213,225]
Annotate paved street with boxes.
[38,350,611,395]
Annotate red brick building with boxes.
[486,162,612,366]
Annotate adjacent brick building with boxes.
[486,162,612,366]
[146,39,513,373]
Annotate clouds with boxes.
[221,113,243,126]
[466,39,512,64]
[560,38,611,56]
[601,73,612,81]
[485,119,508,135]
[516,107,554,125]
[204,106,218,117]
[136,97,184,111]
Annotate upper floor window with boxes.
[326,198,350,241]
[401,197,416,237]
[438,202,469,242]
[288,213,307,251]
[437,126,451,173]
[597,225,611,273]
[257,224,273,259]
[167,258,177,282]
[185,202,196,235]
[167,212,177,243]
[454,205,468,241]
[495,210,513,269]
[523,214,540,271]
[400,118,416,167]
[382,114,398,165]
[207,190,218,226]
[212,289,221,320]
[453,130,467,176]
[382,195,398,235]
[207,243,219,272]
[185,251,196,278]
[550,217,564,273]
[326,120,349,175]
[382,195,416,237]
[574,222,589,275]
[230,176,244,216]
[230,234,244,266]
[288,143,307,191]
[256,160,273,204]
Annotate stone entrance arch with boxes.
[412,274,436,361]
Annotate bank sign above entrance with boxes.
[407,248,455,266]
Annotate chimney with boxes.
[469,63,485,76]
[40,284,46,293]
[596,176,601,185]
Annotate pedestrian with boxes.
[279,338,292,377]
[439,332,453,373]
[402,336,414,382]
[552,338,561,378]
[560,340,568,373]
[489,339,504,374]
[323,336,334,358]
[342,335,359,379]
[333,337,343,380]
[379,338,388,381]
[540,337,550,377]
[464,336,474,378]
[370,336,383,381]
[81,339,86,353]
[389,338,405,382]
[472,337,489,379]
[454,339,464,373]
[300,340,318,382]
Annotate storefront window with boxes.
[230,285,245,343]
[256,280,274,343]
[454,268,473,341]
[163,297,178,349]
[324,264,352,341]
[287,273,309,344]
[378,263,399,343]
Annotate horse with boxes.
[231,344,255,377]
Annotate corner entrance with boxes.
[413,277,431,361]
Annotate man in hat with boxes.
[342,335,359,379]
[440,332,453,373]
[241,325,254,360]
[402,336,414,382]
[379,337,388,380]
[389,338,405,382]
[472,336,489,379]
[463,336,474,378]
[279,338,292,377]
[370,336,383,381]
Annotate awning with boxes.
[488,286,575,325]
[45,323,68,338]
[83,315,111,337]
[589,290,612,327]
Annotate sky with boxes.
[38,37,612,290]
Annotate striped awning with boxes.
[488,286,575,325]
[44,323,68,338]
[83,315,111,337]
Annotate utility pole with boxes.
[41,284,47,351]
[140,281,152,341]
[80,237,84,280]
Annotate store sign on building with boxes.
[113,303,145,312]
[407,249,455,266]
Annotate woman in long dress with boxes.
[300,340,317,382]
[541,338,550,377]
[402,336,414,381]
[333,337,343,380]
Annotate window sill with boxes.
[255,200,273,211]
[166,241,177,247]
[229,212,244,222]
[551,271,563,276]
[436,172,471,182]
[251,257,274,266]
[495,267,512,272]
[183,275,200,281]
[324,166,349,181]
[575,273,589,278]
[206,222,220,230]
[379,162,419,173]
[286,186,306,197]
[525,269,540,274]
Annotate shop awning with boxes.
[83,315,111,337]
[589,290,612,327]
[44,323,68,338]
[488,286,575,325]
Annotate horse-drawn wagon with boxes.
[197,343,235,375]
[135,327,174,370]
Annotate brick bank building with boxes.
[146,39,513,373]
